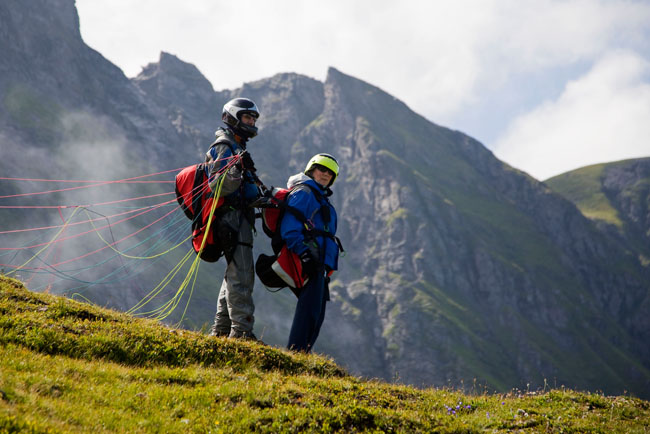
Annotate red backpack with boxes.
[175,163,225,262]
[260,187,290,241]
[255,184,343,295]
[255,187,307,295]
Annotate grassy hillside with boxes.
[545,157,650,268]
[545,162,623,227]
[1,275,649,433]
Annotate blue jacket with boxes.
[280,174,339,272]
[204,127,259,203]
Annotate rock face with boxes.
[2,0,649,398]
[0,0,180,177]
[132,53,222,156]
[0,0,183,308]
[281,69,650,397]
[546,157,650,368]
[601,159,650,246]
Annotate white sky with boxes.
[76,0,650,180]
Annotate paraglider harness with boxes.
[175,138,258,263]
[254,183,344,297]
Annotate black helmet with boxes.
[222,98,260,139]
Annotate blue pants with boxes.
[287,272,328,353]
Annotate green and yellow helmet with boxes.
[304,153,340,186]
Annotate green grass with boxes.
[545,163,623,227]
[546,158,650,267]
[2,275,649,433]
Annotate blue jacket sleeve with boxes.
[207,144,233,171]
[205,144,241,194]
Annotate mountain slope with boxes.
[0,0,181,181]
[136,58,650,396]
[281,68,650,397]
[0,1,196,312]
[546,157,650,258]
[1,0,649,400]
[2,275,649,433]
[546,157,650,350]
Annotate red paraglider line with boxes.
[0,191,175,209]
[0,199,177,234]
[0,201,174,251]
[48,206,180,268]
[0,166,184,193]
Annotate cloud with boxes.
[204,1,650,181]
[493,50,650,180]
[76,0,650,177]
[482,0,650,70]
[76,1,650,116]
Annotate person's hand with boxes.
[299,250,317,277]
[240,152,256,172]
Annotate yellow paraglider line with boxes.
[7,206,83,276]
[83,207,192,260]
[128,171,226,322]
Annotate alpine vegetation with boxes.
[2,275,649,433]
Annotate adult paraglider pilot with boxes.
[206,98,262,340]
[281,153,341,352]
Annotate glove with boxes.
[299,250,317,277]
[240,152,256,172]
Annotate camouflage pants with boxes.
[210,209,255,336]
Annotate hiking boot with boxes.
[228,329,259,341]
[209,330,229,338]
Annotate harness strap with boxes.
[282,185,345,253]
[208,130,238,155]
[303,228,345,253]
[209,131,261,213]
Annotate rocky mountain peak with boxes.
[135,52,216,97]
[1,0,80,49]
[1,0,87,92]
[0,0,184,175]
[49,0,81,37]
[131,52,222,155]
[238,72,325,126]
